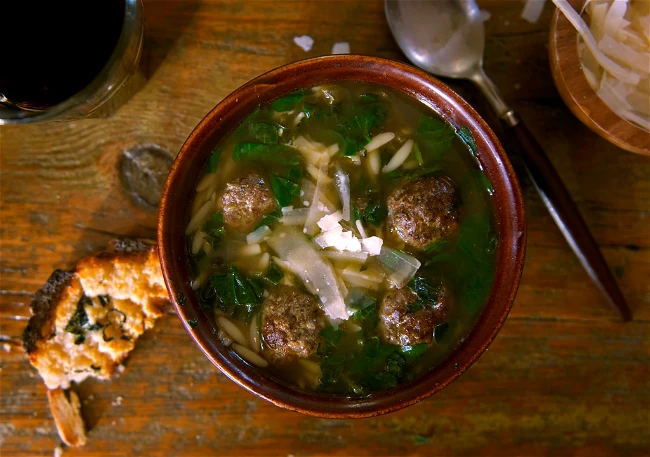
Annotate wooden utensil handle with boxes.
[507,119,632,321]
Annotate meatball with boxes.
[220,172,276,232]
[387,176,459,251]
[378,283,451,346]
[261,286,326,359]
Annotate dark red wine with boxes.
[1,1,126,110]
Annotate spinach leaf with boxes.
[263,262,284,285]
[386,352,406,376]
[320,354,347,385]
[401,343,428,361]
[416,115,455,162]
[384,165,443,180]
[302,102,316,118]
[249,122,279,144]
[210,273,233,307]
[352,204,361,223]
[230,266,261,307]
[434,322,450,343]
[344,137,360,156]
[424,238,449,254]
[456,213,490,261]
[271,92,304,112]
[352,301,379,330]
[358,93,381,103]
[473,169,494,196]
[286,166,302,183]
[407,276,442,314]
[271,175,301,208]
[320,326,344,348]
[206,146,222,173]
[456,126,478,158]
[340,94,388,144]
[197,280,217,309]
[362,372,399,390]
[413,142,423,165]
[202,211,226,248]
[233,143,301,167]
[362,203,387,226]
[255,209,282,230]
[454,213,495,313]
[188,318,199,328]
[351,297,376,316]
[210,266,263,317]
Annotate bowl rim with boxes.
[158,54,526,418]
[548,0,649,156]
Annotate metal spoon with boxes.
[385,0,631,321]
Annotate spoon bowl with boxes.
[384,0,631,320]
[385,0,484,79]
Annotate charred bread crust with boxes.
[47,388,87,447]
[23,270,74,354]
[22,240,170,390]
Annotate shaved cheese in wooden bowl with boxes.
[553,0,650,132]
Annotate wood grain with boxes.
[548,0,650,155]
[1,0,649,456]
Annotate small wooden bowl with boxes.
[158,55,526,418]
[549,0,650,155]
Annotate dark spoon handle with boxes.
[506,118,631,321]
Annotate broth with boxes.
[185,83,496,395]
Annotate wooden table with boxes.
[1,1,648,455]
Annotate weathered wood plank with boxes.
[1,0,648,455]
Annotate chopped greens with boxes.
[434,322,450,344]
[271,92,304,112]
[384,165,443,180]
[233,143,301,167]
[362,203,387,226]
[454,213,494,313]
[416,115,455,162]
[413,142,423,165]
[209,266,263,320]
[255,209,282,230]
[202,211,226,248]
[401,343,428,361]
[341,94,388,144]
[65,295,93,345]
[206,146,223,173]
[186,82,499,397]
[407,276,442,314]
[424,238,449,254]
[320,354,347,385]
[249,122,279,144]
[263,262,284,285]
[271,175,301,208]
[456,126,478,158]
[320,326,344,349]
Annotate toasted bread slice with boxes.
[47,388,87,447]
[22,239,170,390]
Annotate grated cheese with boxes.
[554,0,650,131]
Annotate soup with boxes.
[185,83,496,395]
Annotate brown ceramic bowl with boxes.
[549,0,649,155]
[158,55,526,418]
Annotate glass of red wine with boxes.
[0,0,143,124]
